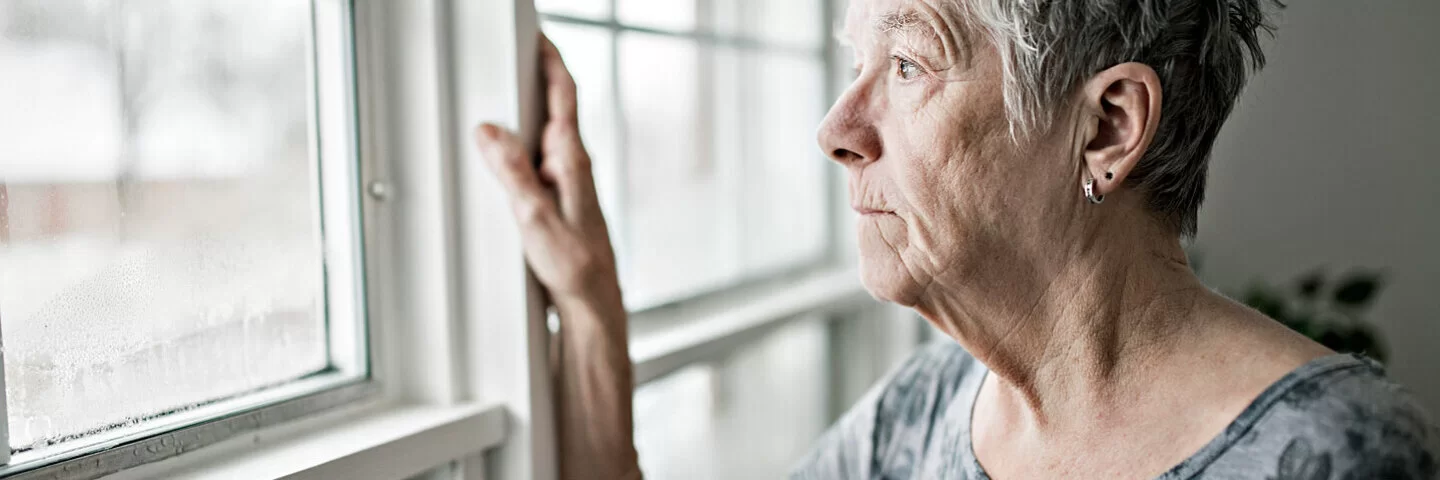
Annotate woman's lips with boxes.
[853,206,895,216]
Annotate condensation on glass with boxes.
[0,0,328,451]
[539,0,830,310]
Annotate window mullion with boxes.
[609,8,630,292]
[446,1,558,480]
[0,324,10,465]
[358,0,466,406]
[821,0,845,264]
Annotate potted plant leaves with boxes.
[1237,269,1388,362]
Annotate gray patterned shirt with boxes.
[793,342,1440,479]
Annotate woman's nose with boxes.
[817,84,882,166]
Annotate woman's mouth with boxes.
[852,206,895,216]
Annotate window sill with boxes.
[629,266,874,385]
[102,403,507,480]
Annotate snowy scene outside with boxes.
[0,0,328,450]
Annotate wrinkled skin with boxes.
[820,0,1082,314]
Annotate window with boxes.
[0,0,914,478]
[537,0,834,309]
[0,0,367,471]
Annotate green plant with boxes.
[1236,269,1388,362]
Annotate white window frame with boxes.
[0,0,921,477]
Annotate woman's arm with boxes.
[552,293,640,480]
[473,34,642,480]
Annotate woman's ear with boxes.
[1077,62,1162,196]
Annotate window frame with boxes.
[0,0,373,475]
[0,0,554,478]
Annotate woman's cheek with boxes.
[894,127,959,209]
[889,81,936,114]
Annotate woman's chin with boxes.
[858,256,922,307]
[855,216,925,306]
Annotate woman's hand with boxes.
[474,35,622,313]
[474,34,641,480]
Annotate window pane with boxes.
[535,0,610,21]
[709,0,824,49]
[549,2,833,309]
[740,52,829,275]
[618,0,696,32]
[752,0,823,48]
[633,321,831,479]
[0,0,332,451]
[619,33,742,308]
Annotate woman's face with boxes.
[819,0,1078,307]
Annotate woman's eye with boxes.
[895,57,922,80]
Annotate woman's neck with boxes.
[914,214,1212,426]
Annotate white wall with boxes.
[1197,2,1440,415]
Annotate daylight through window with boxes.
[538,0,833,310]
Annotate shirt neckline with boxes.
[960,353,1371,480]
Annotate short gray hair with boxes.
[964,0,1283,237]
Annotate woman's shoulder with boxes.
[1194,354,1440,479]
[1264,355,1437,444]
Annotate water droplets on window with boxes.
[0,0,330,451]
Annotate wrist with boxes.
[552,278,624,321]
[552,285,625,342]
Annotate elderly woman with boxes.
[474,0,1439,478]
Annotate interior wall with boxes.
[1195,2,1440,415]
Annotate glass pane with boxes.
[535,0,610,21]
[619,33,742,308]
[709,0,824,49]
[634,321,830,479]
[618,0,696,32]
[0,0,327,450]
[740,52,829,274]
[752,0,823,48]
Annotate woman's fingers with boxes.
[475,123,562,230]
[471,36,623,303]
[539,33,578,127]
[538,136,598,222]
[475,122,616,298]
[537,32,601,225]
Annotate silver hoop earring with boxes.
[1084,177,1105,205]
